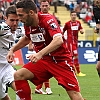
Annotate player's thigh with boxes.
[73,45,78,57]
[24,60,53,86]
[48,61,80,92]
[3,65,15,85]
[14,67,34,80]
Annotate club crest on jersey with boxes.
[50,23,57,29]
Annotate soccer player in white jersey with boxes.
[0,5,21,100]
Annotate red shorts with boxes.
[67,42,78,56]
[23,59,80,92]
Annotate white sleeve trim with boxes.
[53,33,62,39]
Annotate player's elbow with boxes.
[56,36,64,46]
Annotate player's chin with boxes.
[8,61,13,63]
[12,28,17,31]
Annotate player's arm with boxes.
[28,35,63,63]
[80,28,84,34]
[39,17,63,55]
[28,16,63,63]
[63,23,67,34]
[7,35,30,63]
[79,22,84,34]
[39,35,63,56]
[10,35,30,52]
[28,40,34,51]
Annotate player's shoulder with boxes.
[38,12,52,18]
[0,22,7,27]
[64,20,70,25]
[38,12,55,23]
[0,22,10,29]
[76,20,81,24]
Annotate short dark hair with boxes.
[6,5,17,18]
[16,0,37,13]
[70,10,76,14]
[40,0,50,4]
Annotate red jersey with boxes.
[63,20,83,44]
[24,13,72,63]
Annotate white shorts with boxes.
[0,63,16,99]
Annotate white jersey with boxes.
[0,22,24,65]
[0,22,23,99]
[0,22,15,65]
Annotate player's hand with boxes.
[6,50,14,63]
[28,52,42,63]
[80,29,84,34]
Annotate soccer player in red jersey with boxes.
[7,0,84,100]
[63,10,86,76]
[28,0,52,95]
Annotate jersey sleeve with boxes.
[63,22,68,33]
[43,15,62,38]
[0,22,10,36]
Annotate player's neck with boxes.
[11,31,15,34]
[71,20,76,22]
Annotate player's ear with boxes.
[29,10,34,16]
[4,16,7,21]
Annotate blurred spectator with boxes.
[80,5,87,14]
[0,10,5,23]
[52,0,58,13]
[83,8,92,23]
[74,3,81,18]
[10,0,17,5]
[77,3,87,18]
[35,0,40,11]
[86,8,93,17]
[0,1,4,13]
[93,0,100,33]
[69,1,74,11]
[64,0,70,10]
[2,0,11,9]
[76,0,82,4]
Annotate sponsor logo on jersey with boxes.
[30,33,45,42]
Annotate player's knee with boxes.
[96,65,100,71]
[96,61,100,71]
[73,55,78,59]
[14,71,25,80]
[1,94,10,100]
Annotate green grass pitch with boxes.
[8,64,100,100]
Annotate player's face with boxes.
[96,0,100,7]
[70,13,77,21]
[16,8,38,27]
[6,14,19,31]
[40,1,50,13]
